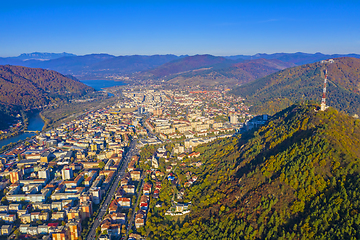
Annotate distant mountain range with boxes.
[0,52,76,63]
[230,57,360,116]
[17,52,76,60]
[0,65,94,129]
[1,52,359,83]
[224,52,360,65]
[0,54,116,77]
[86,54,180,76]
[0,53,181,80]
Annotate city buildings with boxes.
[0,86,255,239]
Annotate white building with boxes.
[90,187,102,204]
[229,114,238,124]
[152,156,159,169]
[61,167,73,180]
[38,169,50,180]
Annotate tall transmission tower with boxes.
[320,69,328,111]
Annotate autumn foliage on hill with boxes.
[146,54,231,78]
[0,65,94,128]
[147,104,360,239]
[0,65,93,108]
[157,57,294,87]
[227,58,295,83]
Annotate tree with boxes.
[1,197,8,205]
[128,208,133,219]
[96,227,101,236]
[14,229,20,238]
[99,161,106,169]
[137,226,146,236]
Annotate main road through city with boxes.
[87,140,137,240]
[125,175,145,239]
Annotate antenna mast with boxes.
[320,69,328,111]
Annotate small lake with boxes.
[80,80,126,91]
[0,113,44,148]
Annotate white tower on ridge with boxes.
[320,69,328,111]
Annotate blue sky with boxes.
[0,0,359,57]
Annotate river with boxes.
[0,113,44,148]
[0,80,126,148]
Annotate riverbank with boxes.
[0,111,29,141]
[0,112,44,149]
[39,112,51,131]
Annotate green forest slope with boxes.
[230,57,360,116]
[146,104,360,239]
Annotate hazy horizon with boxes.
[2,51,360,59]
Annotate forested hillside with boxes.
[145,104,360,239]
[0,65,94,128]
[161,58,294,87]
[230,57,360,116]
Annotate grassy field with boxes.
[110,107,138,113]
[41,95,120,130]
